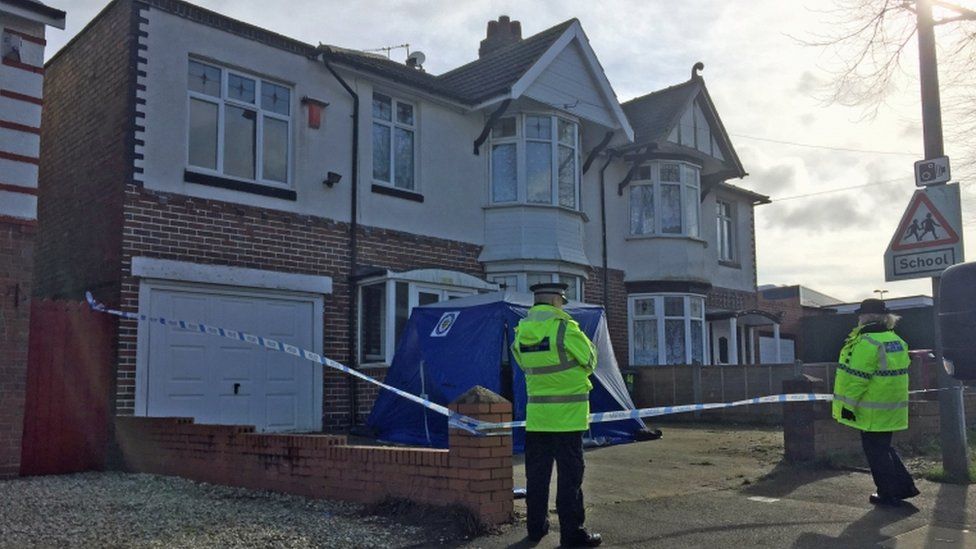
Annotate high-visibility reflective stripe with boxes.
[556,320,570,368]
[527,394,589,404]
[838,364,872,380]
[861,336,888,370]
[833,394,908,410]
[874,368,909,377]
[522,362,578,375]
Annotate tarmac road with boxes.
[466,424,976,548]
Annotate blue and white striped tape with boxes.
[86,292,962,437]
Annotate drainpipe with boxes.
[317,47,360,429]
[598,151,616,312]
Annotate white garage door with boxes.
[144,284,320,432]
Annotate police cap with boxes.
[530,282,569,304]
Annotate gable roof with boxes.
[437,19,577,105]
[622,73,746,181]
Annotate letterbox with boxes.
[939,262,976,380]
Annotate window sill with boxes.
[359,361,391,369]
[371,183,424,203]
[483,202,589,222]
[184,170,297,201]
[625,234,707,246]
[718,260,741,269]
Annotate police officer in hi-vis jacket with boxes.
[512,282,602,547]
[833,298,920,506]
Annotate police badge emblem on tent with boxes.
[431,311,460,337]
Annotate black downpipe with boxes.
[319,49,360,429]
[598,152,616,312]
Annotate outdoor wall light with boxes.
[323,171,342,187]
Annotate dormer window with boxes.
[629,161,701,238]
[490,114,579,210]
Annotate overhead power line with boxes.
[730,133,921,157]
[770,176,913,203]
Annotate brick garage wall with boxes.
[707,286,758,312]
[584,267,628,368]
[0,222,34,478]
[35,0,133,303]
[114,388,513,525]
[117,185,485,429]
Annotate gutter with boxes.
[316,46,361,429]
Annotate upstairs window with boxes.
[187,60,291,185]
[629,162,700,238]
[372,92,416,190]
[490,114,579,209]
[717,200,736,262]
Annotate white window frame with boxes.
[371,91,418,191]
[358,278,477,365]
[488,113,581,210]
[629,161,701,238]
[628,293,706,366]
[717,199,736,262]
[487,272,582,302]
[185,58,293,188]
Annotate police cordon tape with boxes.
[86,292,964,436]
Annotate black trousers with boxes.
[861,431,917,498]
[525,431,586,539]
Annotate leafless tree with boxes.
[803,0,976,184]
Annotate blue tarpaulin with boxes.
[367,291,645,452]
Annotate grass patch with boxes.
[922,465,976,484]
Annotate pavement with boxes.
[463,424,976,548]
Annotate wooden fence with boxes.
[20,300,115,475]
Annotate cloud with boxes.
[760,195,879,233]
[795,70,822,95]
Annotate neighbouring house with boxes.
[0,0,65,478]
[801,295,935,362]
[758,284,843,364]
[34,0,780,434]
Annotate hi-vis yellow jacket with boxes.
[832,323,910,432]
[511,304,597,432]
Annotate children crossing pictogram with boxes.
[890,191,959,251]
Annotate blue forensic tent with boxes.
[367,291,645,452]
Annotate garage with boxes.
[136,279,324,432]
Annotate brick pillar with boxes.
[448,386,513,526]
[0,222,35,478]
[782,377,818,462]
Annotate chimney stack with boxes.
[479,15,522,58]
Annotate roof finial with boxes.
[692,61,704,79]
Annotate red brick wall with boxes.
[117,185,485,429]
[0,221,34,478]
[114,391,513,525]
[584,267,629,368]
[35,0,133,303]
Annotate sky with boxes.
[39,0,976,303]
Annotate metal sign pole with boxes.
[917,0,969,482]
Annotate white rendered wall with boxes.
[142,8,485,245]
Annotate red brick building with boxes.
[0,0,65,478]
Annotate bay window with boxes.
[187,59,291,185]
[487,272,582,301]
[490,114,579,209]
[629,294,706,365]
[629,162,701,237]
[372,92,416,190]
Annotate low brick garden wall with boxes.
[114,387,513,526]
[783,377,976,462]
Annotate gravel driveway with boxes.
[0,472,459,548]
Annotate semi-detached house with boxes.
[34,0,782,433]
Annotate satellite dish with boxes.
[406,51,426,69]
